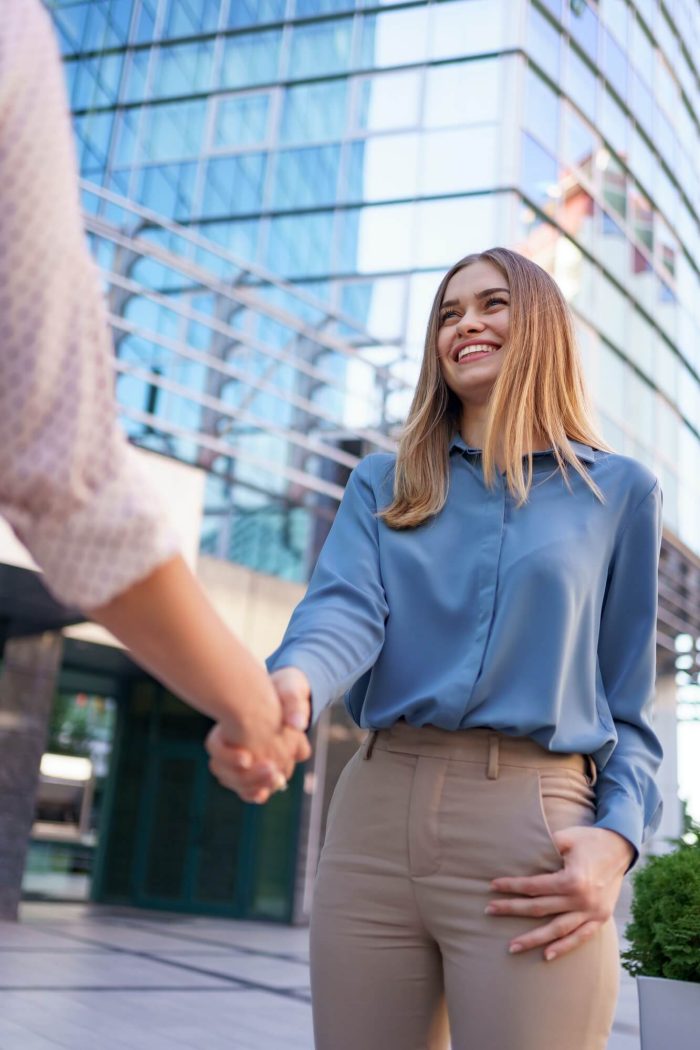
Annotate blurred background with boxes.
[1,0,698,925]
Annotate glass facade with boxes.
[48,0,700,566]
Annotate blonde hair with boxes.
[380,247,613,529]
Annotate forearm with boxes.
[89,554,282,747]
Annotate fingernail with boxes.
[288,713,308,731]
[484,905,496,915]
[234,754,252,770]
[509,944,523,954]
[545,951,556,961]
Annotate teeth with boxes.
[457,344,499,361]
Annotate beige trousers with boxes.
[310,722,619,1050]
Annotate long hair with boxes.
[380,247,613,529]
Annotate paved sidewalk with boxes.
[0,891,640,1049]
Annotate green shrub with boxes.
[622,820,700,983]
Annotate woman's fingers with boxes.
[486,894,570,919]
[538,919,602,962]
[506,911,588,957]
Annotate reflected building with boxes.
[12,0,697,919]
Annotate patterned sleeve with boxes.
[0,0,180,609]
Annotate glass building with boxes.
[31,0,700,917]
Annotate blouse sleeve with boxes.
[594,479,664,871]
[0,0,179,609]
[266,456,389,722]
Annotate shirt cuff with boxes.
[593,788,645,873]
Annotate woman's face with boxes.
[436,261,510,403]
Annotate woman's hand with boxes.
[206,667,312,804]
[485,826,634,962]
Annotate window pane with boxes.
[271,146,342,208]
[358,7,430,69]
[152,41,214,99]
[565,45,597,124]
[600,153,627,218]
[162,0,220,37]
[424,59,501,128]
[289,18,353,78]
[521,133,558,210]
[429,0,511,60]
[420,127,499,195]
[527,4,561,82]
[600,87,628,158]
[568,0,598,61]
[201,154,267,216]
[215,94,271,147]
[70,53,123,109]
[355,70,421,131]
[220,29,282,88]
[267,212,335,278]
[228,0,286,27]
[524,67,559,155]
[142,100,207,162]
[561,105,596,177]
[602,28,627,99]
[348,135,420,202]
[138,162,197,219]
[415,196,498,268]
[281,81,349,142]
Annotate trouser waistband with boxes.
[362,721,596,785]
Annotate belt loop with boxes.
[586,753,598,786]
[364,730,378,761]
[487,733,500,780]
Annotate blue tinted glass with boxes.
[52,3,91,54]
[562,106,596,175]
[123,49,152,104]
[527,5,560,81]
[161,0,220,37]
[295,0,356,13]
[75,110,115,177]
[629,70,653,137]
[201,154,267,217]
[138,162,198,219]
[143,100,207,162]
[521,133,558,207]
[568,0,598,60]
[70,53,123,108]
[565,45,597,123]
[271,146,341,208]
[539,0,562,17]
[281,81,348,142]
[196,219,260,267]
[152,41,214,98]
[220,29,282,88]
[603,28,627,99]
[289,18,354,78]
[134,0,158,44]
[267,212,335,278]
[215,94,270,147]
[228,0,287,24]
[524,67,559,155]
[113,108,141,167]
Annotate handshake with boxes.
[205,666,312,804]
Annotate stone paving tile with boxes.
[8,900,639,1050]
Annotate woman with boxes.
[0,0,308,795]
[209,248,664,1049]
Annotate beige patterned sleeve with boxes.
[0,1,180,609]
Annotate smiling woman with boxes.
[210,246,665,1050]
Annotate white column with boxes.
[646,672,682,856]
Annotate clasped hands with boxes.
[206,667,312,804]
[486,825,634,962]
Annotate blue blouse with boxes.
[267,435,664,869]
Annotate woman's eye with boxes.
[486,297,507,308]
[440,310,458,323]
